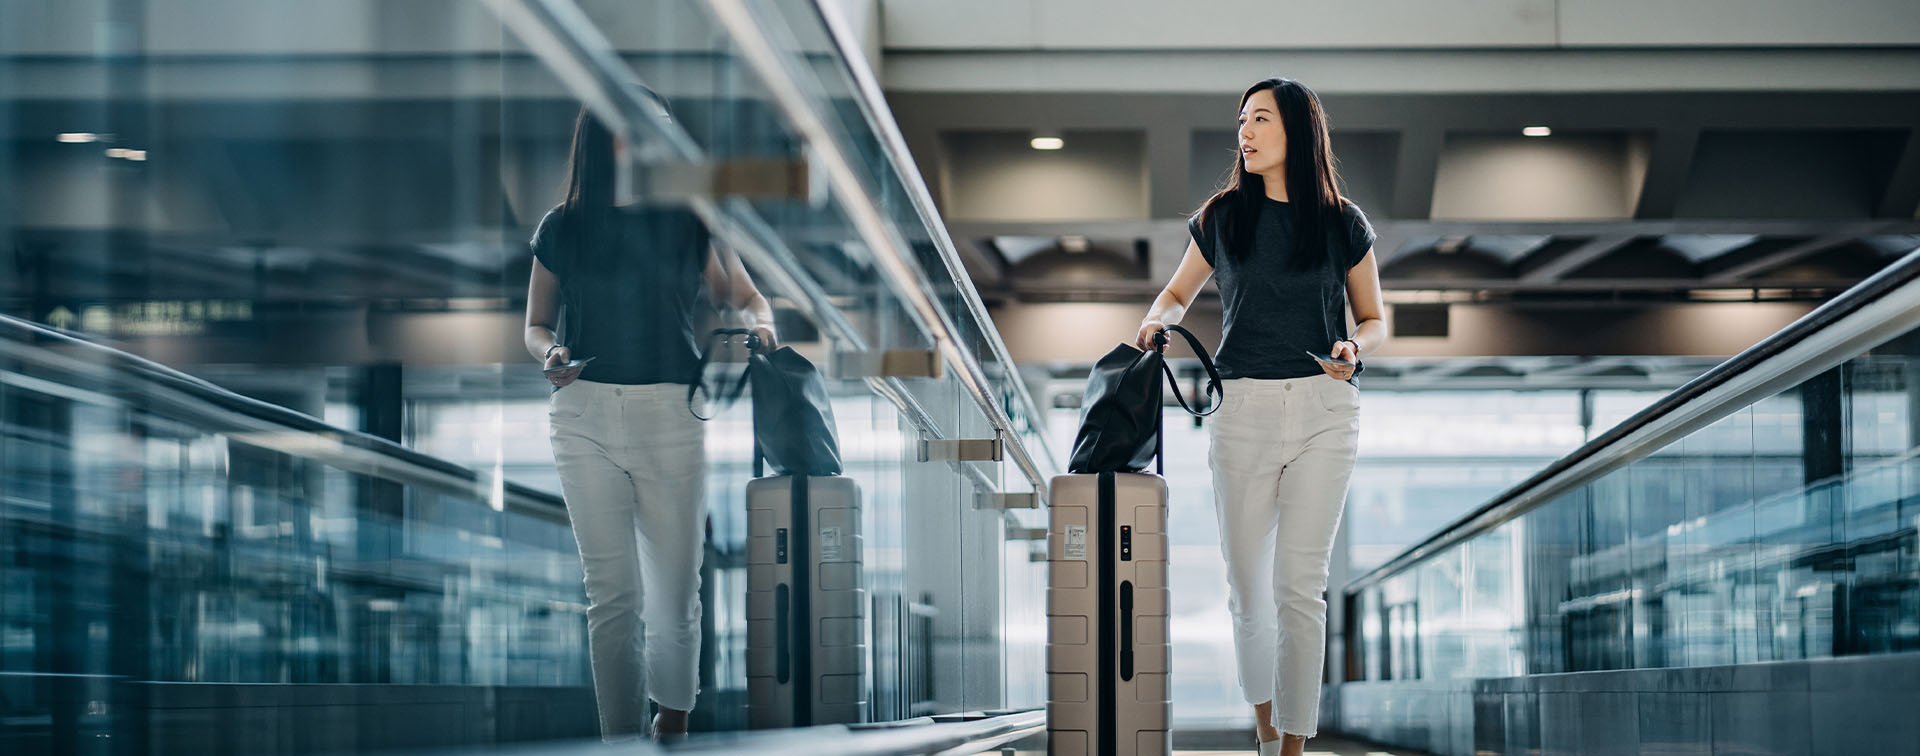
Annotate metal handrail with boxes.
[800,0,1060,477]
[0,314,569,523]
[1345,244,1920,593]
[483,0,1057,504]
[695,0,1057,502]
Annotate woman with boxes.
[525,103,778,742]
[1136,78,1384,756]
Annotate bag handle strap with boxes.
[1153,324,1223,417]
[688,328,761,421]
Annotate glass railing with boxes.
[484,0,1060,723]
[0,314,590,745]
[1,0,1056,750]
[1342,245,1920,683]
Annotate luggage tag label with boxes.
[818,526,843,561]
[1064,525,1088,560]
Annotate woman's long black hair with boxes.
[557,88,672,257]
[1197,78,1349,270]
[556,108,617,261]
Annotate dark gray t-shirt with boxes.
[531,204,708,386]
[1187,197,1377,381]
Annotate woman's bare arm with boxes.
[704,244,779,350]
[1135,239,1215,349]
[1338,248,1387,361]
[525,258,582,385]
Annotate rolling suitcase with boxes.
[745,474,868,728]
[1049,326,1219,756]
[1047,471,1172,756]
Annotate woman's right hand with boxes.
[544,345,581,387]
[1135,319,1166,351]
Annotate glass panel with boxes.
[1350,325,1920,682]
[2,0,1054,749]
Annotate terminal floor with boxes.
[988,733,1433,756]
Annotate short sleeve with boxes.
[1342,201,1377,270]
[1187,208,1218,268]
[529,206,568,279]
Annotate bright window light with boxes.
[1522,125,1552,137]
[1030,136,1064,151]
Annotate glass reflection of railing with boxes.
[1345,245,1920,680]
[0,314,587,688]
[481,0,1058,504]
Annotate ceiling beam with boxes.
[1632,128,1700,219]
[994,276,1869,301]
[949,218,1920,245]
[1533,356,1642,377]
[1389,129,1443,220]
[1876,128,1920,219]
[1408,358,1501,381]
[1516,235,1640,283]
[1147,123,1193,218]
[883,49,1920,95]
[1702,234,1861,283]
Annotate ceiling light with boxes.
[1059,235,1090,254]
[124,150,147,161]
[1522,125,1552,137]
[1030,133,1064,151]
[104,148,129,158]
[58,132,102,143]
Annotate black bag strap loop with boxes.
[688,328,761,421]
[1153,324,1222,417]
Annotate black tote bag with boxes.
[1067,324,1221,474]
[688,330,843,476]
[746,346,843,477]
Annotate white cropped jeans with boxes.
[548,380,708,740]
[1206,374,1360,738]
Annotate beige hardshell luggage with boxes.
[1047,471,1172,756]
[746,474,867,727]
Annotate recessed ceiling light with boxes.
[1523,125,1552,137]
[1030,134,1064,151]
[104,148,129,158]
[124,150,147,161]
[58,132,102,143]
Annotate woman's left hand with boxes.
[1321,339,1359,381]
[751,323,779,352]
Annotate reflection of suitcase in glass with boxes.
[746,474,867,728]
[1047,471,1171,756]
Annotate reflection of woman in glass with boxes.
[524,101,777,742]
[1136,79,1383,756]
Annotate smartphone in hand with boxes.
[1304,349,1355,368]
[542,355,597,374]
